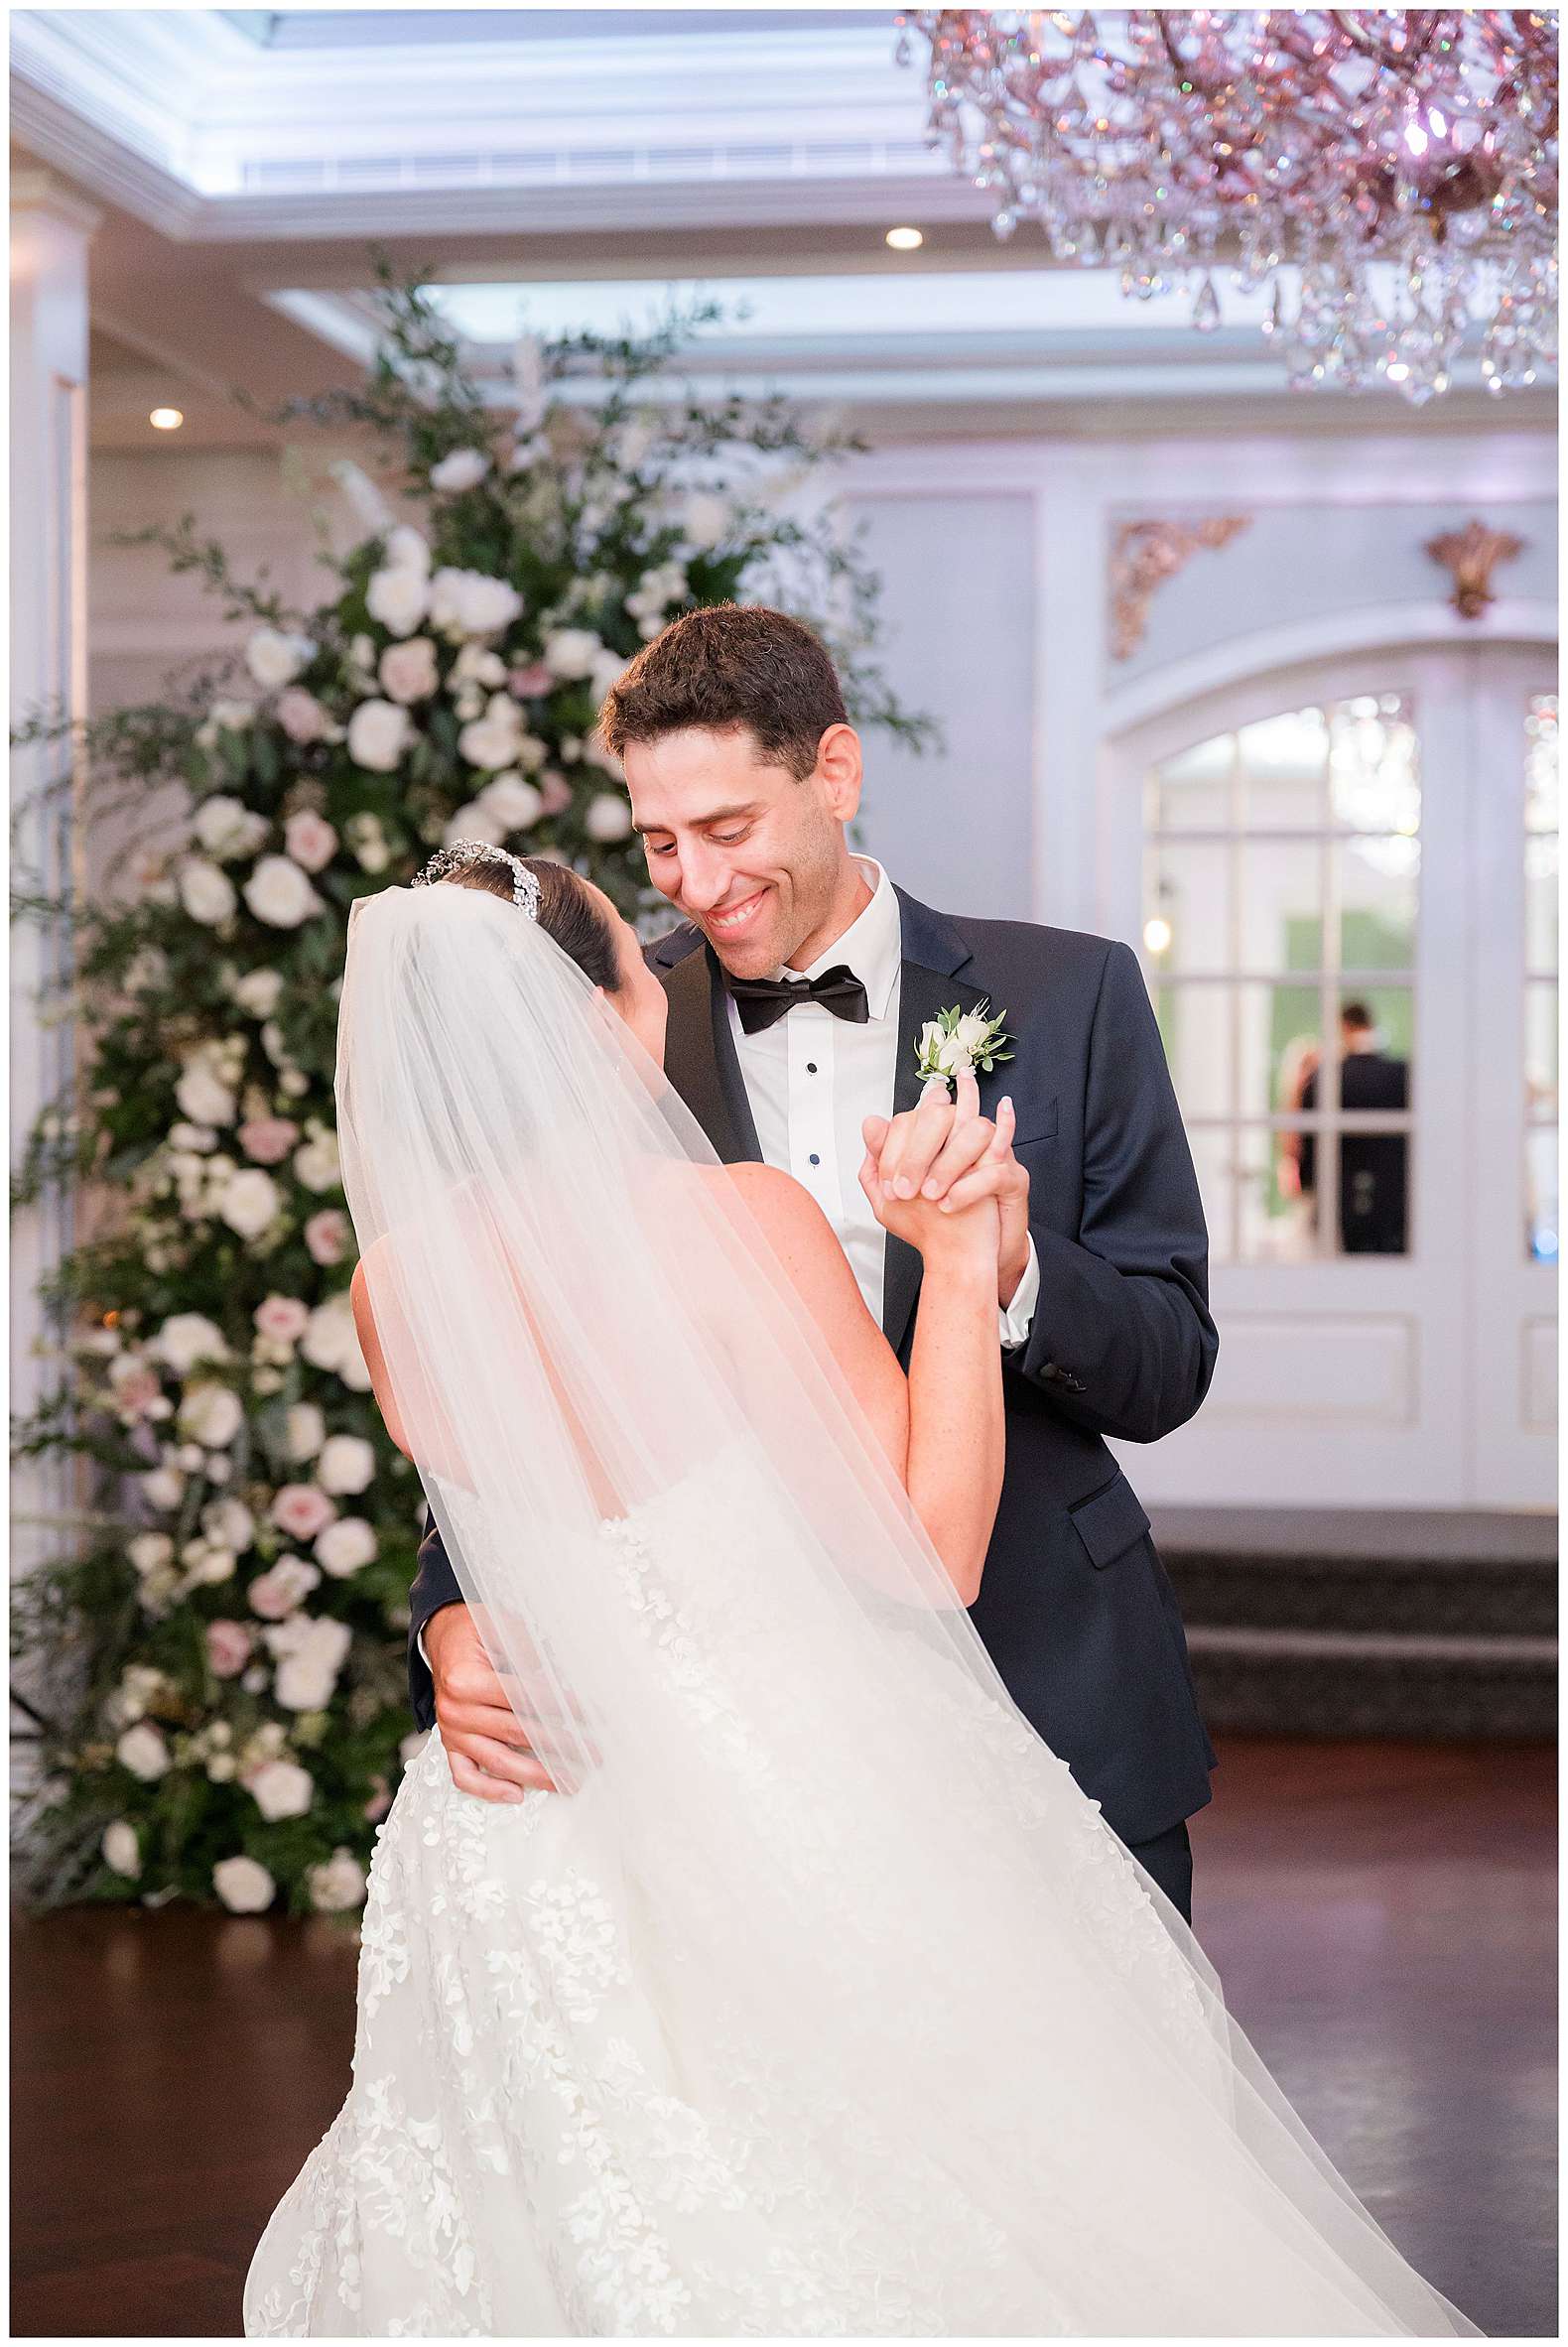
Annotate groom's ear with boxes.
[815,722,862,826]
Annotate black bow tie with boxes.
[725,963,871,1036]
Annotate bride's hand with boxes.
[859,1074,1001,1269]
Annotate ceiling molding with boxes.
[11,8,955,241]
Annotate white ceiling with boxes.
[11,6,1556,452]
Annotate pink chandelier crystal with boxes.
[898,10,1558,400]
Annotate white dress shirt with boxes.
[726,857,1040,1344]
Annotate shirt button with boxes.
[806,1062,818,1074]
[809,1152,821,1167]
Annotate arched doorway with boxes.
[1107,644,1556,1512]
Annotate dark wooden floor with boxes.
[12,1738,1556,2339]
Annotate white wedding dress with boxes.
[244,883,1476,2338]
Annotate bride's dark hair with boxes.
[427,848,622,994]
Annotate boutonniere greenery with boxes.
[913,1000,1014,1091]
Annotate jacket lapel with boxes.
[658,940,762,1166]
[881,892,991,1355]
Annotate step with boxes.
[1163,1549,1558,1639]
[1183,1623,1557,1742]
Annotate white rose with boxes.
[585,791,633,844]
[194,796,269,860]
[205,699,256,735]
[114,1663,170,1724]
[139,1466,186,1512]
[308,1845,368,1912]
[458,693,525,772]
[479,773,543,832]
[102,1820,141,1878]
[681,490,731,549]
[128,1532,175,1576]
[245,627,315,691]
[218,1167,281,1239]
[916,1020,970,1080]
[378,636,439,705]
[317,1434,375,1497]
[286,1401,327,1462]
[344,813,393,873]
[176,1061,236,1129]
[430,568,524,641]
[154,1313,228,1373]
[347,698,413,774]
[301,1291,372,1390]
[588,650,630,707]
[203,1496,255,1552]
[454,643,508,688]
[247,1756,315,1819]
[292,1130,341,1194]
[213,1854,276,1913]
[365,564,430,638]
[543,627,603,681]
[430,447,491,493]
[329,457,392,532]
[442,803,506,848]
[243,855,325,930]
[384,523,431,575]
[231,967,283,1018]
[267,1615,352,1711]
[116,1722,171,1781]
[180,1383,244,1449]
[178,859,238,928]
[315,1515,378,1578]
[283,810,337,873]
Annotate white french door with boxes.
[1106,644,1557,1513]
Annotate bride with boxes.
[245,846,1474,2339]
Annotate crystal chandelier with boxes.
[897,10,1558,401]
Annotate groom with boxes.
[407,604,1218,1921]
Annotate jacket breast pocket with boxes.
[1011,1097,1058,1152]
[1067,1471,1151,1571]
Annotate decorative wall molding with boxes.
[1425,517,1528,619]
[1100,599,1561,739]
[1108,515,1252,662]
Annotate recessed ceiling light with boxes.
[885,225,924,252]
[149,407,185,431]
[1143,917,1174,956]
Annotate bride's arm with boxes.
[725,1120,1003,1606]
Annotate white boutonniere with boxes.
[912,1000,1014,1092]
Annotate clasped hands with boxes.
[859,1070,1031,1310]
[427,1070,1031,1806]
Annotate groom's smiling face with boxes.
[626,723,864,978]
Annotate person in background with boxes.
[1299,1002,1410,1255]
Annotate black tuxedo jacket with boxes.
[406,887,1219,1847]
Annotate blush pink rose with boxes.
[508,661,555,699]
[254,1294,310,1344]
[270,1483,337,1541]
[205,1619,254,1677]
[304,1209,351,1266]
[283,811,337,872]
[238,1116,300,1165]
[276,688,328,745]
[363,1773,392,1823]
[538,769,574,816]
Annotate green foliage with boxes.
[12,270,930,1915]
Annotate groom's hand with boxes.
[865,1084,1031,1308]
[425,1603,560,1804]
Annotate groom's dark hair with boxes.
[597,603,848,782]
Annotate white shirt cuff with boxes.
[998,1233,1041,1350]
[415,1625,430,1668]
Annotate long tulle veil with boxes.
[334,882,1475,2338]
